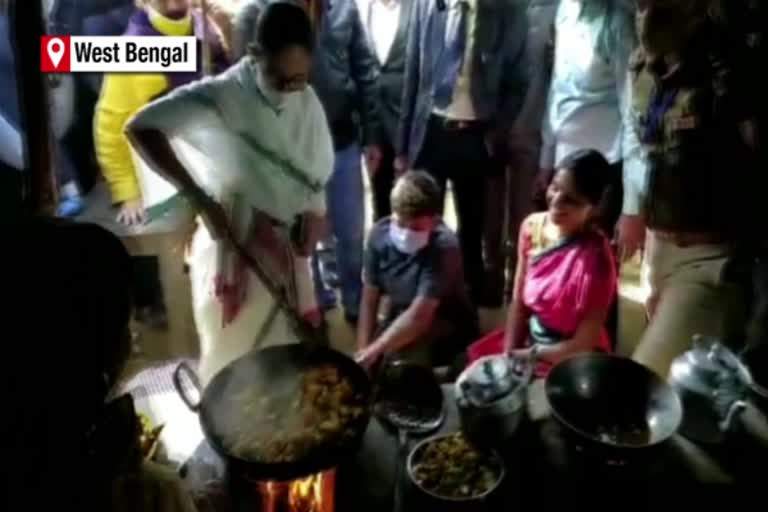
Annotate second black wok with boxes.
[545,354,682,450]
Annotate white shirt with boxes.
[363,0,402,64]
[541,0,646,214]
[432,0,477,121]
[129,58,334,224]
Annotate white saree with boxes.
[129,58,334,386]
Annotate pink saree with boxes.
[468,213,617,376]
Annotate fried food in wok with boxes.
[226,364,366,463]
[411,433,502,500]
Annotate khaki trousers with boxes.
[632,233,749,378]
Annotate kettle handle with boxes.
[720,399,748,432]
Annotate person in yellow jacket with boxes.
[95,0,228,225]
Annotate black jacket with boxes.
[364,0,413,146]
[234,0,381,150]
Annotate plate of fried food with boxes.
[407,432,505,502]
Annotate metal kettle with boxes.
[669,336,754,444]
[455,349,537,448]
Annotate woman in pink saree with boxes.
[469,150,617,377]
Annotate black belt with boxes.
[430,114,488,132]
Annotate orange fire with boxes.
[258,470,335,512]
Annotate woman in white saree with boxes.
[126,2,334,385]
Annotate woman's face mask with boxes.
[255,46,311,108]
[256,66,289,108]
[389,222,430,255]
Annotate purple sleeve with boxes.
[194,10,231,73]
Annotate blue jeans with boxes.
[313,144,364,317]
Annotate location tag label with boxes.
[47,38,65,69]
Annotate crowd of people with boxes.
[5,0,766,381]
[134,0,760,384]
[3,0,767,509]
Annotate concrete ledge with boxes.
[76,182,196,254]
[76,181,199,360]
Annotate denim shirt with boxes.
[541,0,646,214]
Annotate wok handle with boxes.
[173,361,203,412]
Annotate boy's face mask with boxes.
[389,222,430,255]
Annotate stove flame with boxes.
[288,473,323,512]
[259,470,335,512]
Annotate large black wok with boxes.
[174,344,372,482]
[545,354,682,454]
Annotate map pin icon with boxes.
[47,38,65,69]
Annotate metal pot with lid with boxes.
[669,335,753,444]
[455,349,537,447]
